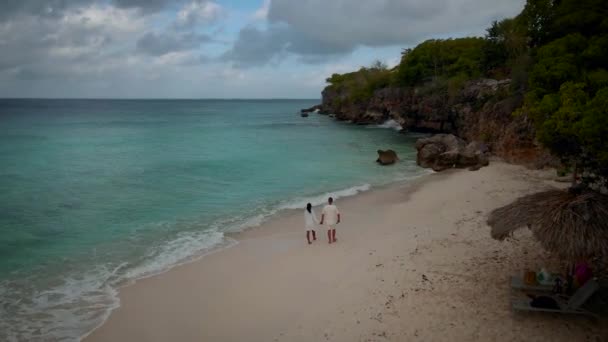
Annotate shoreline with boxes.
[85,161,606,341]
[226,170,439,242]
[80,170,435,340]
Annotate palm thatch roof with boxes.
[487,188,608,260]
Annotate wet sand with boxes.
[85,161,606,341]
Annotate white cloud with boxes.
[253,0,271,21]
[0,0,528,98]
[60,5,145,33]
[136,31,211,56]
[226,0,526,66]
[176,1,223,28]
[152,51,202,66]
[0,3,152,84]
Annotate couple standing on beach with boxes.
[304,197,340,244]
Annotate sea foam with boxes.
[0,180,408,341]
[0,229,233,342]
[279,184,372,210]
[0,99,423,342]
[372,119,403,131]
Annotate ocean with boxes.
[0,99,427,341]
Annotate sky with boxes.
[0,0,526,99]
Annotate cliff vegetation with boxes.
[320,0,608,183]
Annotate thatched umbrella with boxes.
[488,188,608,260]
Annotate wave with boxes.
[0,182,398,341]
[220,184,373,233]
[0,265,122,341]
[0,228,234,342]
[368,119,403,131]
[279,184,371,210]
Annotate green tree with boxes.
[482,16,529,76]
[522,0,608,184]
[521,0,556,46]
[528,33,587,97]
[323,0,608,185]
[324,61,392,102]
[394,38,485,86]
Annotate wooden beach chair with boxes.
[511,278,599,318]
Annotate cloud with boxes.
[0,4,146,80]
[252,0,271,21]
[150,51,210,66]
[175,1,223,28]
[135,1,222,58]
[0,0,89,20]
[0,0,219,84]
[0,0,528,98]
[221,26,289,67]
[110,0,178,12]
[0,0,179,20]
[136,31,211,56]
[226,0,525,66]
[222,24,356,68]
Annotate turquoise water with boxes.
[0,99,426,341]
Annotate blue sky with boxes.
[0,0,526,98]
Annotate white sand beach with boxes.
[85,161,607,341]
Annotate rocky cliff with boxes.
[319,79,554,166]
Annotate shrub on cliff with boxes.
[393,38,485,86]
[325,61,392,102]
[482,16,530,86]
[320,0,608,184]
[520,0,608,185]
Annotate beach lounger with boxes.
[511,276,555,292]
[512,278,599,318]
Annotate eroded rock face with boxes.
[318,78,557,167]
[300,105,322,113]
[376,149,399,165]
[415,134,489,171]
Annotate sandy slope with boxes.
[85,161,607,341]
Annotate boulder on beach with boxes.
[376,150,399,165]
[415,134,489,171]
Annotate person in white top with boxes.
[304,203,318,244]
[320,197,340,244]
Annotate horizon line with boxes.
[0,97,321,101]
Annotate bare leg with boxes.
[327,229,332,243]
[306,231,311,244]
[312,230,317,240]
[332,229,337,243]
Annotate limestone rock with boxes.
[376,150,399,165]
[415,134,490,171]
[300,104,322,113]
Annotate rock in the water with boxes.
[300,104,322,113]
[415,134,490,171]
[376,149,399,165]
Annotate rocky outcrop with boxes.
[301,104,322,113]
[376,150,399,165]
[319,78,555,167]
[415,134,490,171]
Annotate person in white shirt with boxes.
[304,203,318,244]
[320,197,340,244]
